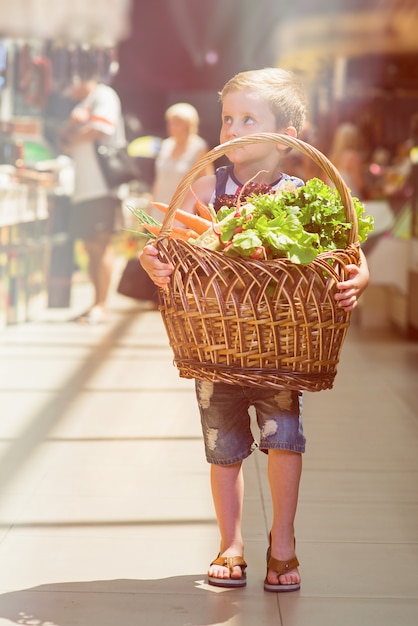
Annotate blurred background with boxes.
[0,0,417,336]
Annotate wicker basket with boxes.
[156,133,360,392]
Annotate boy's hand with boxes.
[335,262,369,312]
[139,244,174,287]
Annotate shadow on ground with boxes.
[0,576,246,626]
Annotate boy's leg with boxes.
[208,462,245,581]
[195,380,254,582]
[267,449,302,586]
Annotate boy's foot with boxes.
[265,560,300,588]
[264,535,300,592]
[208,554,247,588]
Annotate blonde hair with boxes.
[220,68,307,134]
[165,102,200,134]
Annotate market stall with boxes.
[0,0,132,326]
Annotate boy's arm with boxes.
[334,249,369,312]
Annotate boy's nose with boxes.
[226,125,239,140]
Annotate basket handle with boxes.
[158,132,358,245]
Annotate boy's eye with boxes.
[223,115,232,125]
[243,116,255,125]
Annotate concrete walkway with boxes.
[0,273,417,626]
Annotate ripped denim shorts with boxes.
[195,380,306,465]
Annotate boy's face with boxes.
[220,89,284,166]
[220,89,277,143]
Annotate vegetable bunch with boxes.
[128,177,374,265]
[210,178,374,264]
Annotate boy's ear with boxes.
[283,126,297,138]
[276,126,297,152]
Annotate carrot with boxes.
[171,227,199,241]
[188,187,213,221]
[143,223,198,242]
[195,198,212,220]
[168,208,211,234]
[195,198,213,221]
[151,201,211,234]
[142,224,161,238]
[152,194,212,222]
[151,201,169,214]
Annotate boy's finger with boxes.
[142,244,159,256]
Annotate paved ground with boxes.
[0,270,417,626]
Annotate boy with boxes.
[140,68,369,591]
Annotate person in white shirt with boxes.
[60,74,125,324]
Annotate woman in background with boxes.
[152,102,213,206]
[127,103,212,309]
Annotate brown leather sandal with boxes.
[264,538,300,592]
[208,554,247,588]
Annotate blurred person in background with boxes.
[60,72,125,324]
[128,102,214,308]
[152,102,213,209]
[328,122,368,200]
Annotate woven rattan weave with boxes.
[156,133,360,392]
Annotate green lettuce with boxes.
[216,178,374,264]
